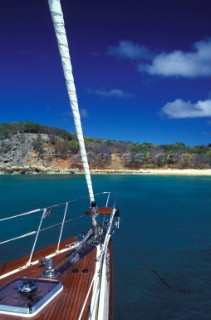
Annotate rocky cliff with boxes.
[0,133,73,174]
[0,122,211,174]
[0,132,113,174]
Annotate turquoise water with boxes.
[1,174,211,319]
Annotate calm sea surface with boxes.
[1,174,211,319]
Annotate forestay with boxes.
[48,0,94,203]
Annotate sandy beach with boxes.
[90,168,211,175]
[1,167,211,176]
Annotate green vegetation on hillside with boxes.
[0,121,73,141]
[0,121,211,169]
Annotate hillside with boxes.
[0,121,211,174]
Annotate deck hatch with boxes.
[0,277,63,317]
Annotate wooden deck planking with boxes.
[0,236,113,320]
[0,237,98,320]
[85,207,113,215]
[64,250,94,320]
[0,237,76,278]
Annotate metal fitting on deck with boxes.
[41,257,58,277]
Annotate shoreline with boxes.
[1,168,211,176]
[90,168,211,176]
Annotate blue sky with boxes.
[0,0,211,146]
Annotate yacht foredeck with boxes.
[0,238,102,320]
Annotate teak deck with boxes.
[0,237,112,320]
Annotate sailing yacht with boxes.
[0,0,120,318]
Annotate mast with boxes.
[48,0,95,204]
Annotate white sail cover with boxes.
[48,0,94,203]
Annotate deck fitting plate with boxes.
[0,277,63,317]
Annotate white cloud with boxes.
[108,38,211,78]
[88,88,134,99]
[107,40,152,60]
[161,99,211,118]
[63,108,89,119]
[141,39,211,77]
[80,108,89,118]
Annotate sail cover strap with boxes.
[48,0,94,203]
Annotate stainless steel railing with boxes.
[0,192,116,265]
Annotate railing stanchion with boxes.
[56,202,69,253]
[27,209,47,266]
[105,192,110,207]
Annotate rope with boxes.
[48,0,94,203]
[118,228,190,294]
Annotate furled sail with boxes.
[48,0,94,203]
